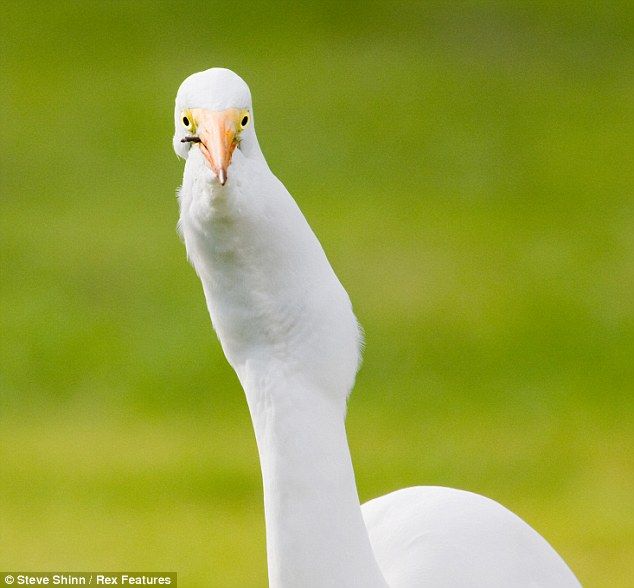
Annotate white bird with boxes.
[172,67,581,588]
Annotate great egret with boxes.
[172,67,581,587]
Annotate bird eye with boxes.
[181,110,195,132]
[240,114,249,129]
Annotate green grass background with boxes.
[1,1,632,586]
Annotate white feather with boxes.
[174,68,581,588]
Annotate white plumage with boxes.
[173,67,580,587]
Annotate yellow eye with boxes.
[181,110,195,132]
[239,112,250,129]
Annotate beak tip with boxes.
[218,170,227,186]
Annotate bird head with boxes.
[173,68,255,185]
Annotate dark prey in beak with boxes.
[181,136,201,143]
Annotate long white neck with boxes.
[242,367,387,587]
[178,143,387,587]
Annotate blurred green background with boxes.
[1,1,632,586]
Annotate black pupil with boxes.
[241,116,249,127]
[182,116,189,127]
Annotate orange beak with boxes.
[191,108,240,185]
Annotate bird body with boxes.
[362,486,579,587]
[173,68,580,587]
